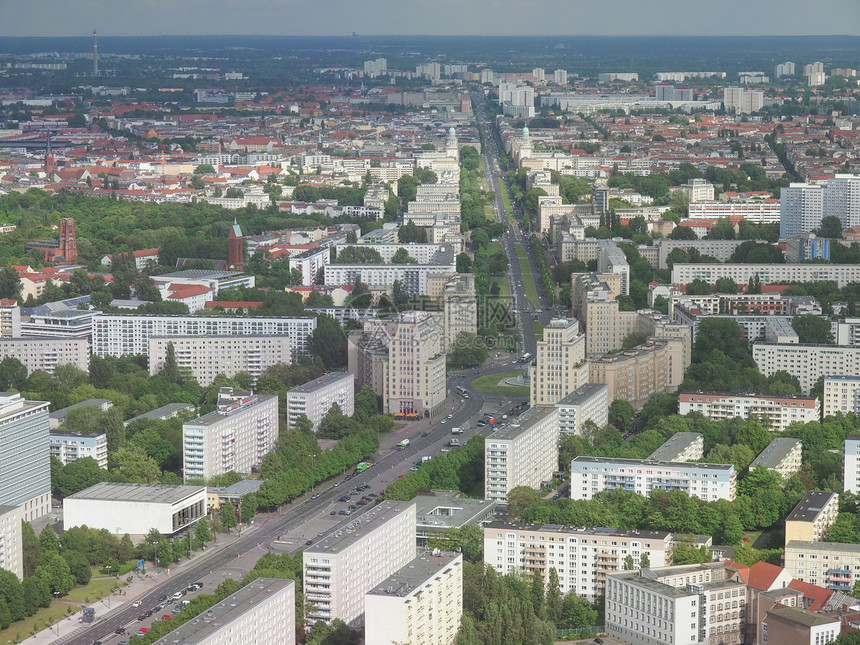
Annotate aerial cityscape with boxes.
[1,4,860,645]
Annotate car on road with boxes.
[421,432,428,437]
[115,627,126,635]
[338,509,351,515]
[119,641,129,645]
[447,414,453,419]
[132,600,142,608]
[137,629,149,636]
[305,540,313,546]
[368,492,379,498]
[158,594,167,602]
[330,510,337,515]
[594,639,604,644]
[338,495,350,503]
[144,609,154,617]
[440,419,446,424]
[171,591,184,600]
[349,504,358,510]
[193,582,203,589]
[311,493,320,499]
[137,614,147,621]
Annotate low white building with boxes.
[63,482,207,538]
[151,578,295,645]
[49,430,108,468]
[554,383,609,434]
[365,551,463,645]
[679,391,820,431]
[286,371,354,431]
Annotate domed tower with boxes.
[445,126,458,158]
[519,124,533,161]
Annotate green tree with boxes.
[35,551,75,596]
[507,486,541,521]
[0,266,22,299]
[56,457,106,498]
[623,554,635,570]
[391,247,417,264]
[456,253,472,273]
[22,521,42,576]
[546,567,562,623]
[530,569,545,618]
[621,331,648,350]
[194,164,216,174]
[221,500,238,531]
[685,278,713,295]
[39,525,59,553]
[63,550,92,586]
[714,277,738,294]
[669,226,697,240]
[639,552,650,569]
[308,315,347,369]
[792,314,834,344]
[111,446,161,483]
[0,356,27,391]
[608,399,635,431]
[194,517,213,544]
[454,615,481,645]
[398,220,426,244]
[815,215,843,239]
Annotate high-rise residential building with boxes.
[671,262,860,289]
[753,343,860,394]
[484,406,559,502]
[676,178,715,203]
[0,337,89,375]
[0,392,50,522]
[785,491,839,545]
[655,84,693,102]
[678,392,820,431]
[597,242,630,295]
[775,61,795,77]
[554,383,609,434]
[588,337,686,406]
[0,300,20,337]
[532,67,545,82]
[784,539,860,592]
[723,86,764,114]
[286,371,354,431]
[0,505,23,580]
[49,430,108,468]
[553,69,568,85]
[781,183,825,238]
[498,83,535,118]
[530,318,588,405]
[182,388,278,482]
[582,293,638,357]
[749,438,803,480]
[824,174,860,230]
[365,551,463,645]
[426,272,477,352]
[151,578,295,645]
[484,522,675,602]
[92,314,316,358]
[363,58,387,77]
[303,501,416,627]
[570,456,736,502]
[648,432,703,463]
[845,435,860,495]
[148,335,291,386]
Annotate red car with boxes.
[161,615,173,620]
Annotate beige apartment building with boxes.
[588,337,686,406]
[823,376,860,417]
[784,540,860,592]
[648,432,703,462]
[679,392,820,431]
[784,491,839,545]
[303,501,417,627]
[0,505,23,580]
[749,437,803,480]
[484,522,674,602]
[583,292,639,357]
[484,406,559,502]
[426,272,477,352]
[0,336,89,375]
[530,318,589,405]
[364,552,463,645]
[571,272,623,323]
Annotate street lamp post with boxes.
[154,541,159,574]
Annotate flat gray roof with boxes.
[125,403,195,426]
[414,494,497,530]
[749,437,801,470]
[151,578,294,645]
[66,482,205,505]
[50,398,112,420]
[210,480,264,497]
[485,521,670,541]
[607,570,692,599]
[287,371,352,394]
[786,540,860,554]
[185,394,277,427]
[157,269,242,280]
[555,383,607,407]
[487,405,556,442]
[367,551,460,598]
[304,501,415,556]
[786,491,838,523]
[572,456,733,472]
[769,605,840,628]
[648,432,702,462]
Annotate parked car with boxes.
[115,627,126,635]
[161,614,173,620]
[338,509,351,516]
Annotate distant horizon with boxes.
[2,33,859,39]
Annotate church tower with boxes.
[445,126,458,158]
[228,218,244,271]
[58,218,77,264]
[44,135,55,178]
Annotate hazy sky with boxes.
[3,0,860,37]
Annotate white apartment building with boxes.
[687,200,781,225]
[335,243,447,264]
[148,335,291,386]
[484,522,674,602]
[784,540,860,592]
[753,343,860,393]
[303,501,416,627]
[530,318,589,405]
[824,174,860,229]
[0,505,22,580]
[845,435,860,495]
[597,242,630,296]
[656,238,765,270]
[49,430,108,468]
[0,392,50,522]
[678,392,820,431]
[365,551,463,645]
[672,263,860,289]
[0,337,89,375]
[554,69,568,85]
[92,314,316,358]
[723,86,764,113]
[19,308,96,339]
[323,262,456,296]
[286,371,354,431]
[648,432,703,463]
[749,438,803,479]
[676,179,714,203]
[0,300,21,337]
[835,319,860,347]
[485,406,560,502]
[182,388,278,482]
[151,578,295,645]
[785,491,839,544]
[427,272,477,352]
[570,457,736,502]
[64,482,207,537]
[554,383,609,434]
[781,183,825,238]
[823,376,860,418]
[288,246,329,286]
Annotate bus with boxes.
[396,439,410,450]
[456,386,468,398]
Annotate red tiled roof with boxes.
[788,579,832,611]
[167,285,212,299]
[746,561,786,591]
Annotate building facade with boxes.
[182,388,278,482]
[672,263,860,289]
[784,539,860,592]
[530,318,589,405]
[785,491,839,545]
[554,383,609,435]
[588,337,686,406]
[0,392,50,522]
[753,343,860,394]
[0,505,23,580]
[781,183,825,238]
[749,438,803,479]
[678,392,820,431]
[49,430,108,468]
[823,376,860,418]
[286,371,354,431]
[648,432,704,463]
[0,337,89,375]
[845,435,860,495]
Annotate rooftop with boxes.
[184,394,276,428]
[49,398,112,421]
[786,539,860,554]
[769,604,839,628]
[749,437,802,470]
[607,570,693,599]
[486,405,557,442]
[304,501,415,555]
[648,432,702,462]
[414,493,497,531]
[786,491,838,523]
[156,269,244,281]
[555,383,608,407]
[485,521,671,541]
[572,456,734,472]
[367,551,461,598]
[150,578,293,645]
[287,371,353,394]
[124,403,195,426]
[66,482,205,505]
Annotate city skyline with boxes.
[3,0,859,37]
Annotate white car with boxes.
[132,600,142,608]
[440,418,447,424]
[447,414,453,419]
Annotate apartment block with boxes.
[597,242,630,295]
[0,337,89,375]
[749,438,803,479]
[845,435,860,495]
[151,578,295,645]
[762,605,839,645]
[426,272,478,352]
[182,388,278,482]
[785,492,839,545]
[0,505,22,580]
[648,432,703,463]
[570,456,736,502]
[824,174,860,230]
[554,383,609,434]
[723,86,764,114]
[92,314,316,358]
[286,371,354,431]
[413,493,498,546]
[784,540,860,592]
[303,501,416,627]
[582,292,639,357]
[676,179,715,203]
[687,201,781,225]
[571,272,623,321]
[365,551,463,645]
[656,238,766,270]
[781,183,825,238]
[607,563,747,645]
[148,335,291,386]
[530,318,589,405]
[752,343,860,393]
[678,392,820,431]
[823,376,860,418]
[484,522,674,602]
[0,392,50,522]
[588,337,686,406]
[0,299,21,337]
[324,255,457,296]
[485,406,559,503]
[672,263,860,289]
[49,430,108,468]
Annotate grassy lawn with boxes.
[64,576,123,604]
[472,370,530,396]
[516,246,540,303]
[533,321,544,341]
[484,204,495,220]
[491,276,509,299]
[0,603,82,644]
[486,242,502,255]
[499,183,513,221]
